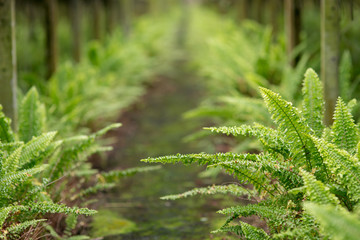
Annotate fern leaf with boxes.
[102,165,161,182]
[300,169,340,205]
[0,106,15,143]
[205,124,288,155]
[260,87,312,169]
[310,136,360,202]
[2,145,23,175]
[19,132,56,166]
[18,87,46,143]
[161,184,255,200]
[0,207,13,226]
[304,202,360,240]
[302,68,324,137]
[19,132,57,168]
[6,219,46,237]
[213,221,270,239]
[142,152,257,165]
[0,165,46,190]
[16,202,96,216]
[92,123,122,138]
[218,204,288,221]
[332,97,360,153]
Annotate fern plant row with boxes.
[143,68,360,239]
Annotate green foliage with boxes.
[144,68,360,239]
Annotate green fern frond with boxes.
[16,202,96,216]
[0,207,13,226]
[2,145,23,175]
[19,132,57,168]
[92,123,122,138]
[142,152,257,165]
[5,219,46,237]
[212,221,270,239]
[71,183,115,201]
[218,204,288,221]
[304,202,360,240]
[205,124,288,155]
[18,87,46,143]
[102,165,162,182]
[331,97,359,153]
[302,68,324,137]
[310,136,360,202]
[300,169,340,205]
[65,214,78,237]
[260,87,312,169]
[0,165,46,191]
[161,184,255,200]
[0,107,15,143]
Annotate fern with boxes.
[304,202,360,240]
[301,68,324,137]
[161,184,255,200]
[0,107,15,143]
[331,97,360,153]
[18,87,46,143]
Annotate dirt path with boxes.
[94,59,238,239]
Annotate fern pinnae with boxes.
[160,184,256,200]
[301,68,324,137]
[2,145,23,175]
[300,169,340,205]
[18,87,45,143]
[259,87,313,170]
[0,108,15,143]
[332,97,360,153]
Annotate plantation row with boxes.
[1,1,360,239]
[0,9,179,239]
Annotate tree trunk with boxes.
[237,0,248,21]
[45,0,58,79]
[0,0,17,126]
[321,0,340,125]
[284,0,301,66]
[70,0,81,63]
[270,0,279,35]
[120,0,132,38]
[105,0,118,35]
[92,0,103,40]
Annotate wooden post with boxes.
[321,0,340,125]
[45,0,58,78]
[0,0,17,126]
[284,0,301,66]
[70,0,81,62]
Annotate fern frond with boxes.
[213,221,270,239]
[0,107,15,143]
[2,145,23,175]
[16,202,96,216]
[310,136,360,202]
[142,152,257,165]
[18,87,46,143]
[218,204,288,221]
[92,123,122,138]
[0,207,13,226]
[260,87,312,169]
[19,132,57,168]
[300,169,340,205]
[304,202,360,240]
[102,165,161,182]
[331,97,359,153]
[161,184,255,200]
[6,219,46,237]
[205,124,288,155]
[302,68,324,137]
[0,165,46,191]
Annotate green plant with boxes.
[143,68,360,239]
